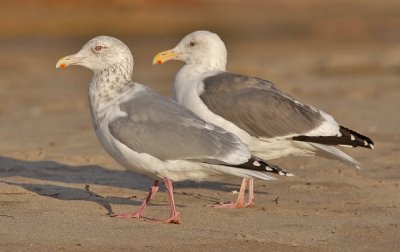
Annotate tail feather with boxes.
[293,126,374,149]
[310,143,361,168]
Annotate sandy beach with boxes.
[0,1,399,251]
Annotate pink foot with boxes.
[109,180,159,220]
[108,178,181,224]
[208,178,252,209]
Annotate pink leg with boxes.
[110,180,159,218]
[209,178,248,208]
[245,178,255,207]
[162,177,181,224]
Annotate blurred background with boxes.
[1,0,399,163]
[0,0,399,170]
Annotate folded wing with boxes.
[109,86,251,165]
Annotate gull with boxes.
[56,35,291,223]
[153,30,374,207]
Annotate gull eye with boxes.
[94,46,103,51]
[189,41,196,47]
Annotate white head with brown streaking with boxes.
[56,36,135,103]
[56,35,133,75]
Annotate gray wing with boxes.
[201,72,326,138]
[108,86,249,164]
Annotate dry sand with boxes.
[0,1,399,251]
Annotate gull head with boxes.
[56,36,134,74]
[153,30,227,70]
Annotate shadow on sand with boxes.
[0,156,256,214]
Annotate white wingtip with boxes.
[265,167,273,171]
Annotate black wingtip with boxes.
[340,126,374,148]
[293,126,374,149]
[261,160,294,176]
[233,156,294,176]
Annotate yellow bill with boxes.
[56,54,84,69]
[152,49,179,65]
